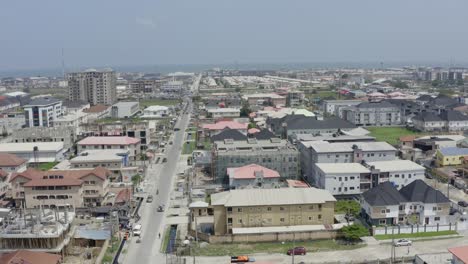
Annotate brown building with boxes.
[210,188,336,235]
[0,250,62,264]
[9,167,111,208]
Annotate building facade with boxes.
[111,102,140,118]
[210,188,336,235]
[67,69,117,105]
[77,136,141,163]
[343,101,401,127]
[24,98,63,128]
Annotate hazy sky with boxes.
[1,0,468,71]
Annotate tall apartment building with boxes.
[23,98,63,127]
[67,68,117,105]
[130,79,156,94]
[212,138,300,182]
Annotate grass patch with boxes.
[102,237,120,263]
[367,127,423,146]
[38,162,59,171]
[374,230,457,240]
[161,227,171,253]
[192,239,365,256]
[140,99,181,108]
[203,141,212,150]
[183,141,196,154]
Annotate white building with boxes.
[207,108,240,119]
[142,105,170,118]
[54,111,88,135]
[161,81,184,92]
[23,98,63,127]
[111,102,140,118]
[0,142,65,163]
[366,160,425,189]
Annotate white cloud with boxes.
[135,17,157,29]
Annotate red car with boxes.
[287,247,306,255]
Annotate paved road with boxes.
[124,99,192,264]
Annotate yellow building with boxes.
[436,147,468,167]
[210,188,336,235]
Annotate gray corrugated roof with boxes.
[253,129,276,140]
[399,180,450,204]
[357,101,398,109]
[24,97,61,106]
[211,129,247,142]
[439,110,468,121]
[287,117,356,130]
[362,182,407,206]
[413,112,443,122]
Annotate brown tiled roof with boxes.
[0,169,9,178]
[11,167,110,187]
[115,188,132,204]
[0,250,62,264]
[399,135,417,142]
[83,104,110,113]
[0,153,27,167]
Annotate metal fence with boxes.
[373,222,457,235]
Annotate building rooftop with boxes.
[207,108,240,113]
[83,104,110,113]
[78,136,140,145]
[286,179,310,188]
[301,141,396,153]
[0,142,64,153]
[24,97,61,107]
[439,147,468,156]
[362,182,407,206]
[244,93,285,99]
[112,101,139,107]
[315,163,370,174]
[228,164,280,179]
[399,180,450,204]
[449,246,468,263]
[11,167,110,187]
[144,105,170,111]
[71,149,129,162]
[215,138,293,152]
[366,160,425,172]
[202,121,248,131]
[0,250,62,264]
[211,188,336,207]
[0,153,27,167]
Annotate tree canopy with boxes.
[341,224,369,242]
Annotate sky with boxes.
[1,0,468,71]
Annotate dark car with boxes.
[174,128,180,131]
[287,247,306,255]
[458,201,468,207]
[146,195,153,203]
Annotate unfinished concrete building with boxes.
[0,208,75,254]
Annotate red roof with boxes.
[0,250,62,264]
[287,179,310,188]
[83,104,110,113]
[248,128,260,134]
[228,164,280,179]
[399,135,417,142]
[11,167,110,187]
[0,153,27,167]
[115,188,132,204]
[78,136,140,145]
[202,121,247,131]
[449,246,468,263]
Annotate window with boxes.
[438,207,442,211]
[350,176,355,180]
[435,217,440,221]
[350,187,355,190]
[339,177,342,182]
[280,218,285,222]
[395,174,399,178]
[309,205,314,210]
[227,207,232,213]
[345,177,348,181]
[318,214,322,220]
[309,216,313,221]
[379,219,386,225]
[228,218,232,224]
[318,204,322,210]
[381,209,386,214]
[433,207,437,211]
[386,209,390,213]
[237,208,242,212]
[267,207,272,211]
[238,219,243,224]
[280,207,285,211]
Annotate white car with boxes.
[132,224,142,237]
[394,239,412,247]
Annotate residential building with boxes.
[267,115,355,138]
[342,101,401,126]
[0,112,25,134]
[364,160,425,190]
[286,90,305,107]
[205,98,241,110]
[69,149,137,182]
[77,136,141,163]
[10,167,111,208]
[161,80,184,92]
[228,164,282,189]
[83,104,111,122]
[210,188,336,235]
[298,141,397,183]
[67,68,117,105]
[202,121,248,137]
[361,180,450,226]
[207,108,240,119]
[210,128,275,143]
[62,100,90,114]
[436,147,468,166]
[130,79,156,93]
[111,101,140,118]
[11,127,76,152]
[213,138,299,182]
[141,105,170,118]
[413,110,468,132]
[322,100,362,118]
[448,246,468,264]
[0,153,28,174]
[0,142,65,163]
[23,97,63,127]
[54,111,88,135]
[243,93,286,107]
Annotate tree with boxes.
[335,200,361,217]
[341,224,369,242]
[392,80,409,89]
[131,174,142,186]
[431,80,441,87]
[341,74,349,79]
[457,79,465,86]
[240,102,251,117]
[248,123,256,129]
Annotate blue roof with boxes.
[439,147,468,156]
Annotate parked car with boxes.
[174,128,180,131]
[394,239,412,247]
[458,201,468,207]
[157,205,165,212]
[287,247,306,255]
[132,224,142,236]
[146,195,154,203]
[162,158,167,163]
